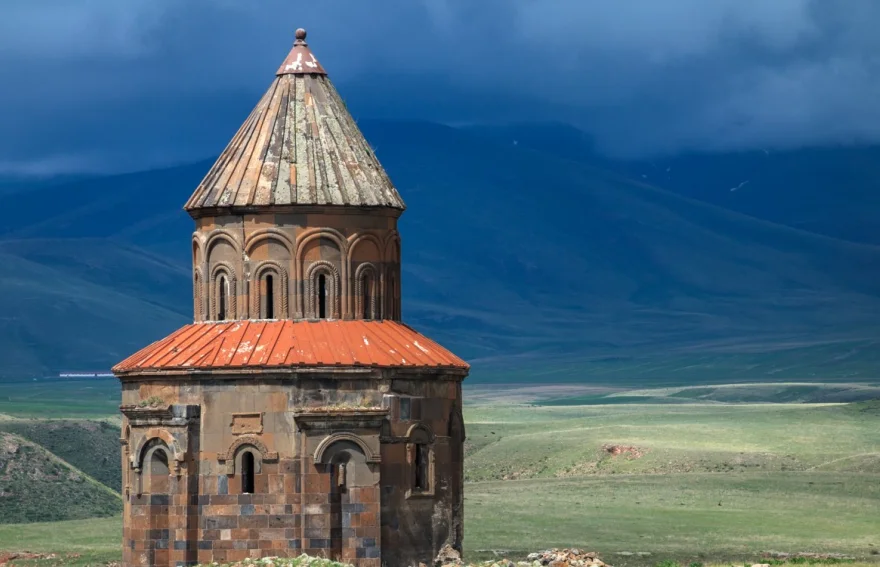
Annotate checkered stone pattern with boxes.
[116,377,465,567]
[195,458,303,565]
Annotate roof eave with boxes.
[113,365,469,380]
[183,202,406,220]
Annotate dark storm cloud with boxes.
[1,0,879,173]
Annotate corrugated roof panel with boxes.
[112,320,468,375]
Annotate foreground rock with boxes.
[433,547,609,567]
[193,556,352,567]
[0,551,63,565]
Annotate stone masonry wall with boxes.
[119,370,464,567]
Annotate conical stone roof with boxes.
[185,29,405,214]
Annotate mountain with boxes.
[465,122,880,246]
[1,120,879,383]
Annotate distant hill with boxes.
[0,420,121,492]
[1,121,879,383]
[465,122,880,246]
[0,429,121,524]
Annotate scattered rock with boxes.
[761,552,854,561]
[602,445,644,459]
[0,551,59,566]
[518,548,608,567]
[435,544,464,567]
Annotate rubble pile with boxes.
[761,552,855,561]
[0,551,63,565]
[193,556,352,567]
[433,547,609,567]
[525,549,608,567]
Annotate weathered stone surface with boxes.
[113,26,467,567]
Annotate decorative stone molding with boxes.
[131,431,184,475]
[296,227,349,319]
[205,229,241,256]
[217,435,278,475]
[244,227,295,257]
[354,262,379,319]
[406,422,436,444]
[193,267,204,322]
[295,227,349,259]
[305,260,340,319]
[230,412,263,435]
[313,432,379,464]
[348,233,384,261]
[210,262,237,320]
[250,261,289,319]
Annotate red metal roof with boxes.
[113,321,469,375]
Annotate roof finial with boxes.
[276,27,326,76]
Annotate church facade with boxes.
[113,29,468,567]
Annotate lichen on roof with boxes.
[185,28,405,214]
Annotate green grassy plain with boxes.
[0,379,119,420]
[460,387,880,564]
[0,382,877,566]
[0,516,121,566]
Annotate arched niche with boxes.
[245,228,294,259]
[314,432,379,464]
[193,267,204,321]
[132,431,184,474]
[137,438,174,495]
[210,262,236,321]
[355,263,379,320]
[296,228,348,318]
[250,260,289,319]
[405,423,435,498]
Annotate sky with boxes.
[2,0,880,175]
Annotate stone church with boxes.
[113,29,468,567]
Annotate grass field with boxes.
[0,516,120,566]
[0,378,119,420]
[0,381,877,566]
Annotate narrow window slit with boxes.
[241,452,255,494]
[362,274,373,320]
[218,275,228,321]
[265,274,275,319]
[318,274,327,319]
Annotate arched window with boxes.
[252,263,288,320]
[305,262,339,319]
[211,265,236,321]
[218,275,228,321]
[356,265,377,320]
[405,424,435,498]
[414,443,429,491]
[241,451,255,494]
